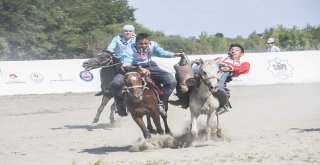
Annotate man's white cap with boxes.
[123,25,135,31]
[267,38,275,44]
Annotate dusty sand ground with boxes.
[0,83,319,165]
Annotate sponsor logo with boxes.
[267,57,294,80]
[6,73,26,84]
[79,70,94,82]
[9,73,18,79]
[30,73,44,83]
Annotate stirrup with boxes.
[216,105,229,115]
[157,101,167,117]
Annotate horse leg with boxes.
[216,114,223,138]
[161,115,172,135]
[92,95,110,124]
[205,113,214,141]
[146,115,156,134]
[151,113,164,135]
[132,116,151,139]
[109,100,116,124]
[190,112,199,138]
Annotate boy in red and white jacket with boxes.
[216,43,250,115]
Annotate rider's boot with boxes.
[175,80,191,109]
[157,95,170,117]
[214,89,230,115]
[179,92,189,109]
[114,96,127,117]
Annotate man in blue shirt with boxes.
[95,25,135,117]
[95,25,136,97]
[110,33,184,116]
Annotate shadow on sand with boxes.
[80,145,132,155]
[50,123,115,131]
[290,128,320,132]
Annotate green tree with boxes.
[0,0,135,60]
[304,25,320,50]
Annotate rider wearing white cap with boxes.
[106,24,136,58]
[95,25,136,117]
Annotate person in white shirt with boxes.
[266,37,281,52]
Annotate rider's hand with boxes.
[174,52,185,57]
[137,67,150,76]
[219,66,231,72]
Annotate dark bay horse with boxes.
[82,52,120,124]
[122,71,165,139]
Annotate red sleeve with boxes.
[231,62,250,77]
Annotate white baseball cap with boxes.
[123,25,135,31]
[267,38,275,44]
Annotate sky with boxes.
[128,0,320,38]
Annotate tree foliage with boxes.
[0,0,135,60]
[0,0,319,61]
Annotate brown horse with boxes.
[122,71,164,139]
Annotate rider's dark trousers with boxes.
[140,61,176,98]
[100,67,110,92]
[110,61,176,99]
[110,73,125,97]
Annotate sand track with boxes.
[0,84,319,165]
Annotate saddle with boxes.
[144,76,163,96]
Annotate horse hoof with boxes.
[91,122,98,127]
[110,119,115,125]
[217,128,223,138]
[191,131,198,138]
[165,130,173,136]
[147,128,156,134]
[92,119,99,123]
[144,131,152,139]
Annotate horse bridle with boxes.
[122,72,149,96]
[198,66,219,93]
[92,53,120,68]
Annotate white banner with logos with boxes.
[1,51,320,96]
[0,59,101,96]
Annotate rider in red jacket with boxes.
[215,43,250,115]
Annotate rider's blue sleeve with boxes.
[106,36,118,53]
[151,41,174,58]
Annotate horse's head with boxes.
[123,72,146,103]
[82,52,114,70]
[197,58,220,92]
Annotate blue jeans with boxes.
[217,71,230,92]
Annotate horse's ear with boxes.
[199,58,204,65]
